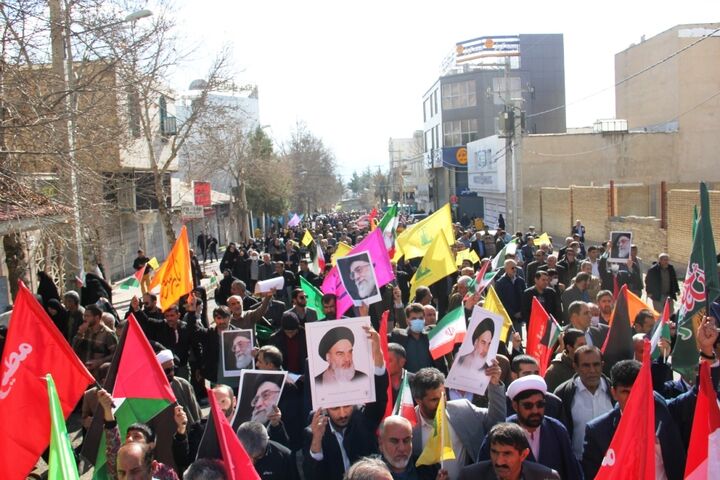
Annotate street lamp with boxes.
[51,3,153,282]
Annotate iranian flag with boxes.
[427,307,466,359]
[118,265,145,291]
[86,315,176,479]
[649,298,672,361]
[392,373,417,427]
[310,243,326,275]
[684,361,720,479]
[378,203,399,257]
[526,298,561,376]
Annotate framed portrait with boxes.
[445,307,504,396]
[231,370,288,430]
[336,251,382,306]
[220,329,254,377]
[306,317,375,410]
[609,231,633,263]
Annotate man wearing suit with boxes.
[315,326,369,386]
[521,271,562,327]
[524,250,546,285]
[303,327,388,480]
[411,366,506,480]
[478,375,582,479]
[582,359,685,480]
[460,422,559,480]
[566,301,608,348]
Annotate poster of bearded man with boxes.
[336,251,382,306]
[306,317,376,409]
[221,329,254,376]
[231,370,287,429]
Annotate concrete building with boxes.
[388,131,429,212]
[422,34,566,219]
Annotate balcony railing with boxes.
[161,116,177,136]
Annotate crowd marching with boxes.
[1,191,719,480]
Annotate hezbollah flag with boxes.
[416,391,455,466]
[595,340,655,480]
[46,374,80,480]
[148,225,193,309]
[331,241,352,266]
[672,182,720,377]
[527,298,561,376]
[684,361,720,479]
[301,229,314,247]
[483,286,515,345]
[410,233,456,299]
[455,248,480,267]
[601,285,635,370]
[299,276,326,320]
[84,315,176,479]
[396,203,454,260]
[428,307,466,359]
[0,282,94,480]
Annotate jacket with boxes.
[459,460,560,480]
[495,274,526,320]
[645,263,680,300]
[552,374,614,440]
[389,328,447,374]
[544,352,575,393]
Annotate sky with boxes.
[168,0,717,181]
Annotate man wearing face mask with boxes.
[389,303,448,374]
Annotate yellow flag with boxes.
[147,257,160,270]
[301,230,313,247]
[532,232,552,246]
[410,234,456,300]
[416,391,455,466]
[148,226,193,309]
[483,285,514,344]
[331,242,352,266]
[396,204,454,260]
[455,248,480,267]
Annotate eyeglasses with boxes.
[251,388,281,406]
[519,400,546,410]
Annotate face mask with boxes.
[550,278,558,286]
[410,319,425,333]
[590,315,600,327]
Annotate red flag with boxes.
[207,387,261,480]
[684,361,720,479]
[595,339,655,480]
[526,298,560,376]
[378,310,393,421]
[0,282,94,480]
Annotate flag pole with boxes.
[440,390,445,470]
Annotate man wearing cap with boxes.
[506,355,562,421]
[478,375,581,479]
[459,423,559,480]
[315,326,369,386]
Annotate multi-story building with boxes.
[388,131,428,212]
[422,34,566,219]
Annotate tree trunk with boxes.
[152,164,177,247]
[238,178,250,243]
[4,232,29,301]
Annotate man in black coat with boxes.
[644,254,680,313]
[238,421,300,480]
[521,271,561,326]
[582,359,685,480]
[303,327,389,480]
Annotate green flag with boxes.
[46,374,80,480]
[672,183,720,376]
[299,275,326,320]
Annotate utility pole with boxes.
[500,56,525,234]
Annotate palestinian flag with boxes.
[491,238,517,271]
[299,276,326,320]
[392,373,417,427]
[427,307,466,359]
[601,285,635,369]
[466,260,493,296]
[118,266,145,291]
[684,361,720,479]
[672,183,720,377]
[649,299,672,361]
[46,374,80,480]
[527,298,561,376]
[83,315,176,479]
[377,203,399,257]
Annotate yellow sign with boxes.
[456,147,468,165]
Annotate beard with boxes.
[356,278,375,298]
[235,352,252,369]
[251,406,270,424]
[520,413,543,429]
[332,365,356,382]
[385,455,410,470]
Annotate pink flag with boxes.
[287,214,301,228]
[322,229,394,316]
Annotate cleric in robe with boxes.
[314,325,368,386]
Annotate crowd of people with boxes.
[7,211,720,480]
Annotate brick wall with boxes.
[617,185,651,217]
[667,189,720,262]
[540,188,571,241]
[571,186,610,245]
[523,187,541,231]
[608,216,666,267]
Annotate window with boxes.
[433,90,438,115]
[442,80,477,109]
[443,119,478,146]
[423,99,429,122]
[126,86,141,138]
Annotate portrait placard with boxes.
[220,329,254,377]
[231,370,287,430]
[609,231,633,263]
[445,307,504,396]
[306,317,375,410]
[336,251,382,306]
